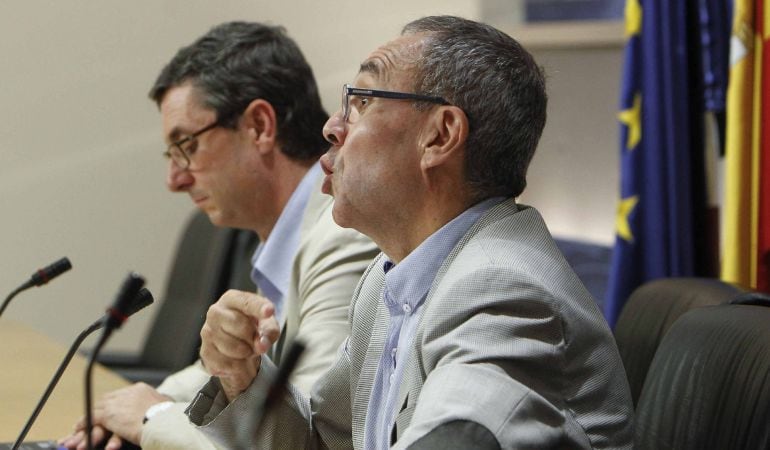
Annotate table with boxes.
[0,320,129,442]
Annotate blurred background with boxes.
[0,0,622,353]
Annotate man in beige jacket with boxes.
[59,21,377,450]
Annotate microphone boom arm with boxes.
[0,257,72,319]
[11,286,153,450]
[11,318,103,450]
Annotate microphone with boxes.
[102,273,146,332]
[85,273,146,450]
[11,287,154,450]
[0,257,72,318]
[29,257,73,287]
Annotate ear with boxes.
[242,99,278,154]
[420,106,468,171]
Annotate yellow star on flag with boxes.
[616,195,639,243]
[618,93,642,151]
[625,0,642,38]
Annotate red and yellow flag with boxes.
[722,0,770,290]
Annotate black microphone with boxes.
[11,287,154,450]
[0,257,72,318]
[85,273,146,450]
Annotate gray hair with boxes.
[403,16,547,199]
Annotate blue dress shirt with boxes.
[250,163,321,325]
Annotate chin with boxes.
[332,201,372,238]
[330,202,353,229]
[203,210,226,227]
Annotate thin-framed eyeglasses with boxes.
[341,84,450,123]
[163,120,221,169]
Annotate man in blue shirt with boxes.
[59,22,377,450]
[188,16,634,449]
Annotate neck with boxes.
[254,158,315,241]
[375,191,473,264]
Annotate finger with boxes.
[56,434,72,447]
[210,291,277,350]
[199,291,278,375]
[82,425,107,450]
[200,321,255,359]
[105,434,123,450]
[94,425,106,440]
[259,300,275,319]
[221,290,275,321]
[200,342,255,377]
[205,298,259,352]
[255,315,281,353]
[75,430,87,450]
[58,430,84,448]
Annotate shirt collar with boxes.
[382,197,505,310]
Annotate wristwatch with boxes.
[142,401,174,424]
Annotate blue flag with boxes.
[604,0,727,326]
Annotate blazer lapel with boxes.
[390,199,521,441]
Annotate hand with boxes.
[199,289,280,402]
[58,425,114,450]
[57,382,171,449]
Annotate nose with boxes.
[323,110,347,146]
[166,159,193,192]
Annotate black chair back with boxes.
[614,277,745,406]
[634,303,770,449]
[102,210,258,384]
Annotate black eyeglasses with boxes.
[163,121,221,169]
[341,84,450,123]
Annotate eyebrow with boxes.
[358,60,388,84]
[165,127,184,144]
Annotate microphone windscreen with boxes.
[105,273,145,329]
[29,257,72,286]
[126,287,154,317]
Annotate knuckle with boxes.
[200,323,213,339]
[205,303,220,320]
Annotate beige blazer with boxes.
[140,174,378,450]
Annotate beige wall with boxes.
[522,45,622,244]
[0,1,479,353]
[0,1,621,354]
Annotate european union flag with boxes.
[604,0,727,326]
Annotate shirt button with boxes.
[389,373,395,383]
[402,304,412,314]
[391,348,397,357]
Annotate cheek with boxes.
[339,127,390,175]
[336,116,418,195]
[337,149,385,197]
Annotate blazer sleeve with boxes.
[136,362,224,450]
[140,402,221,450]
[156,360,211,402]
[187,346,356,449]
